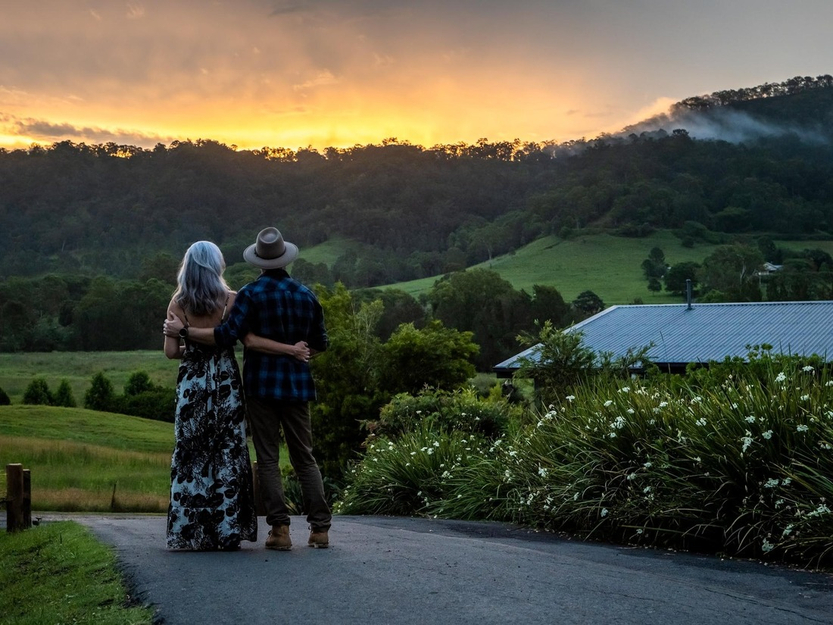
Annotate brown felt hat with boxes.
[242,227,299,269]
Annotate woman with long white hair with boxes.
[163,241,275,550]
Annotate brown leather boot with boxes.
[308,528,329,549]
[265,525,292,551]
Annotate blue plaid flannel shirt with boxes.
[214,270,328,401]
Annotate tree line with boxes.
[0,267,604,371]
[641,238,833,302]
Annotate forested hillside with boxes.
[2,74,833,286]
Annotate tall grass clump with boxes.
[337,388,515,516]
[337,425,488,516]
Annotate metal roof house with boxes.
[494,300,833,376]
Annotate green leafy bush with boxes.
[22,377,53,405]
[116,388,176,423]
[0,386,10,405]
[371,387,515,442]
[123,371,155,396]
[379,320,478,394]
[84,372,116,411]
[53,379,77,407]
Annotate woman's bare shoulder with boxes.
[167,297,184,317]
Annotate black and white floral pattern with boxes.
[167,343,257,550]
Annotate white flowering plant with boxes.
[339,349,833,566]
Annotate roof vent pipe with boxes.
[686,279,693,310]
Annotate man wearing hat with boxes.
[165,227,332,550]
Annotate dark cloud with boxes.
[8,114,174,147]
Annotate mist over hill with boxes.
[621,74,833,144]
[1,74,833,287]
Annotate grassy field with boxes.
[0,350,180,404]
[295,237,359,265]
[1,404,287,512]
[0,521,154,624]
[388,231,721,303]
[384,232,833,304]
[0,405,174,512]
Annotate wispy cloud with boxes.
[293,70,339,91]
[126,3,146,20]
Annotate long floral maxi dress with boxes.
[167,342,258,550]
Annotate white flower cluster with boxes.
[741,431,754,453]
[808,503,831,518]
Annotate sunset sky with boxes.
[2,0,832,151]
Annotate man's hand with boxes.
[164,312,185,338]
[291,341,311,362]
[242,334,310,361]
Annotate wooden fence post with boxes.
[6,463,24,533]
[251,461,266,517]
[23,469,32,529]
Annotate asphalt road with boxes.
[60,514,833,625]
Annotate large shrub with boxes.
[370,387,515,442]
[22,377,53,405]
[53,379,77,408]
[379,320,478,395]
[0,386,10,405]
[117,387,176,423]
[84,372,116,411]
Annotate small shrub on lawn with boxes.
[22,377,53,405]
[85,372,117,411]
[0,386,10,405]
[53,378,77,407]
[116,387,176,422]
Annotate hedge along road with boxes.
[62,514,833,624]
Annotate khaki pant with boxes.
[246,396,331,531]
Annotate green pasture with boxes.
[384,232,833,304]
[295,237,359,265]
[0,350,180,404]
[389,231,721,303]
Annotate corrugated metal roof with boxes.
[494,301,833,371]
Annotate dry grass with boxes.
[1,434,170,512]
